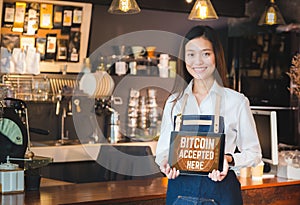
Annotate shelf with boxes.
[0,0,92,73]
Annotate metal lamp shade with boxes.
[188,0,218,20]
[258,0,286,26]
[108,0,141,14]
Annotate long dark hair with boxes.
[172,25,228,102]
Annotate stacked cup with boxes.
[138,96,148,129]
[158,54,170,78]
[127,88,140,137]
[147,88,159,136]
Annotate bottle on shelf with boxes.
[81,57,91,74]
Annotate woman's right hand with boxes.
[159,159,180,179]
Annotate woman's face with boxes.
[185,37,216,82]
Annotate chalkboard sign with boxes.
[168,131,225,175]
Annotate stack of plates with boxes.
[79,71,115,98]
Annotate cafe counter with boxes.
[1,176,300,205]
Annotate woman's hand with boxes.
[160,159,180,179]
[208,156,229,181]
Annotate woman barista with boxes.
[155,25,262,205]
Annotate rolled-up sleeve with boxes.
[233,98,262,169]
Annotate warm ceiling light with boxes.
[108,0,141,14]
[186,0,193,3]
[188,0,218,20]
[258,0,286,25]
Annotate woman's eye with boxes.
[202,52,211,57]
[186,52,195,57]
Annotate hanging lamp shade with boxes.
[258,0,286,26]
[108,0,141,14]
[188,0,218,20]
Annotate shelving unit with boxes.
[228,32,300,146]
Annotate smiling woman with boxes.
[155,25,262,205]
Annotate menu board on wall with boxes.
[2,3,15,27]
[56,38,68,61]
[0,0,92,72]
[25,3,39,35]
[20,36,35,49]
[53,5,63,28]
[1,2,85,63]
[36,37,46,60]
[45,33,57,60]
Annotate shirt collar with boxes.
[185,79,224,97]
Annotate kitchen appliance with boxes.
[0,156,24,193]
[0,100,28,165]
[107,108,122,143]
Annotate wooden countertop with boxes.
[239,176,300,190]
[2,176,300,205]
[26,177,168,205]
[40,178,74,187]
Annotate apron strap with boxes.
[174,93,188,131]
[214,94,221,133]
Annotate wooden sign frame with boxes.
[168,131,225,175]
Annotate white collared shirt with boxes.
[155,80,262,170]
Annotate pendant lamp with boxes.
[188,0,218,20]
[258,0,286,26]
[108,0,141,14]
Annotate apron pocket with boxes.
[173,195,218,205]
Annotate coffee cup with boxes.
[251,161,264,180]
[239,167,252,178]
[112,45,131,57]
[146,46,156,58]
[158,64,169,78]
[131,46,146,59]
[115,61,128,76]
[129,61,137,75]
[159,54,170,68]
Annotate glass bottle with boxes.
[81,57,91,74]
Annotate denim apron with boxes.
[166,94,243,205]
[166,170,243,205]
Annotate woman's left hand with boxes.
[208,156,229,181]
